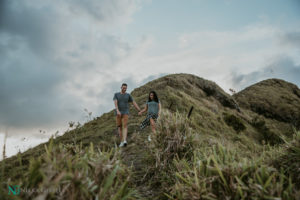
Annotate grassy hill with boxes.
[234,78,300,129]
[1,73,300,199]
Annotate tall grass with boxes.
[1,109,299,199]
[0,134,5,198]
[145,111,299,199]
[1,132,7,180]
[145,110,197,198]
[3,137,136,200]
[169,144,297,199]
[150,110,196,166]
[273,130,300,188]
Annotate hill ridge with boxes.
[234,77,300,128]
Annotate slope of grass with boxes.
[143,111,300,199]
[1,73,299,199]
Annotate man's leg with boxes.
[116,115,123,141]
[118,126,122,141]
[122,115,129,142]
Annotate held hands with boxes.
[138,111,143,116]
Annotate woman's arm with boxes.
[158,102,161,116]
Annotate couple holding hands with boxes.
[113,83,161,147]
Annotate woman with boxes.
[138,91,161,141]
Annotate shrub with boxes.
[251,117,284,145]
[223,113,246,133]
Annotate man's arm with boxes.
[138,104,148,115]
[132,101,141,112]
[114,100,121,115]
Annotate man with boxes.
[113,83,141,147]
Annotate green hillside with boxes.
[234,78,300,129]
[1,73,300,199]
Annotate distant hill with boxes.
[234,78,300,129]
[1,73,299,199]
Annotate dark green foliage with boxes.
[202,85,216,96]
[273,131,300,187]
[251,117,284,145]
[27,157,43,187]
[223,113,246,133]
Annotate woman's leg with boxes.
[140,114,151,130]
[150,118,156,134]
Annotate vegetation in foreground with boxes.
[1,139,136,200]
[146,111,300,199]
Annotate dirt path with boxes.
[120,131,160,200]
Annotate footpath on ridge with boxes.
[120,130,161,200]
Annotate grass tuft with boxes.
[4,140,136,200]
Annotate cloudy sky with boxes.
[1,0,300,159]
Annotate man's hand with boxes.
[138,111,142,116]
[116,110,121,116]
[114,100,121,116]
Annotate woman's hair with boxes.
[148,91,159,102]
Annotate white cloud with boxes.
[0,132,49,160]
[0,0,142,136]
[114,22,300,92]
[231,56,300,90]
